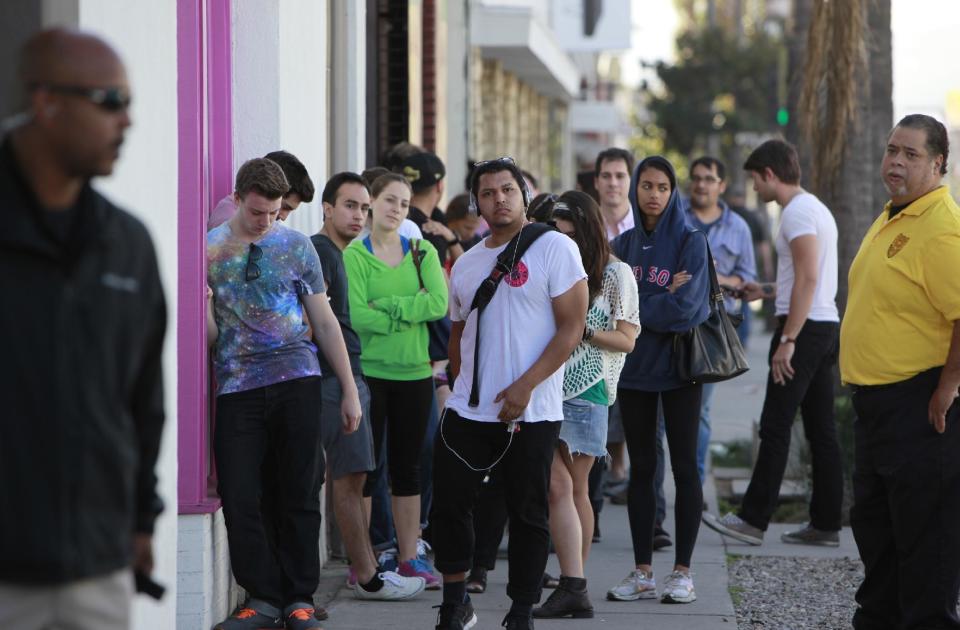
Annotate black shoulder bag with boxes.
[672,231,749,384]
[466,223,555,407]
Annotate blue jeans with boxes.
[697,382,717,483]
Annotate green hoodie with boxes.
[343,237,449,380]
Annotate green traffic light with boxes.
[777,107,789,126]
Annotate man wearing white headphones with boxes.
[429,158,587,630]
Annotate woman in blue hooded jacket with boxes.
[605,156,711,605]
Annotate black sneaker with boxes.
[215,601,283,630]
[435,600,478,630]
[653,526,673,550]
[501,613,535,629]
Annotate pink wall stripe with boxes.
[177,0,232,514]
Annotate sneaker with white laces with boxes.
[660,571,696,604]
[701,512,764,545]
[606,569,657,601]
[780,523,840,547]
[377,547,399,572]
[354,570,426,600]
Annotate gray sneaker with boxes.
[780,524,839,547]
[701,512,764,545]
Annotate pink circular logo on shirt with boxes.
[505,261,529,287]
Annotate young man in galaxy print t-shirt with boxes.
[206,158,361,630]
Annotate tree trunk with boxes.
[788,0,892,315]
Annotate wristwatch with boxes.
[779,335,796,345]
[446,236,460,246]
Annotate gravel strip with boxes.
[728,556,863,629]
[729,555,960,629]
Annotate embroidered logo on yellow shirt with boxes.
[887,233,910,258]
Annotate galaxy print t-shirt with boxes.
[208,222,326,395]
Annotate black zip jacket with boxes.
[0,137,166,584]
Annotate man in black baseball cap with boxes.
[399,151,464,266]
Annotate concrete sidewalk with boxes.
[312,328,858,629]
[314,490,737,630]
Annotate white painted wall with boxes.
[278,0,328,237]
[75,3,180,629]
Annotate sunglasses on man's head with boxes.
[473,156,517,169]
[245,243,263,282]
[33,84,132,112]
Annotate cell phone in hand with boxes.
[135,570,166,600]
[720,284,741,299]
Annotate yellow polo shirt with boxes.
[840,186,960,385]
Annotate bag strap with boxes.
[682,229,725,312]
[411,239,426,291]
[467,222,555,407]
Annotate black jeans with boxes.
[850,367,960,630]
[431,411,560,604]
[619,384,703,567]
[363,376,434,497]
[739,320,843,531]
[472,464,508,570]
[215,376,324,608]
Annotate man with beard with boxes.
[841,114,960,629]
[430,157,587,630]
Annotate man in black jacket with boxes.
[0,29,166,629]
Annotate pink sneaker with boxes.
[347,566,357,588]
[398,558,440,590]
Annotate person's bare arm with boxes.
[448,320,465,380]
[589,319,640,353]
[771,234,819,385]
[302,293,362,433]
[929,321,960,433]
[206,285,218,347]
[495,279,588,421]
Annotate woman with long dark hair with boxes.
[606,156,711,605]
[533,191,640,618]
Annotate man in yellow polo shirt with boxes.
[841,114,960,630]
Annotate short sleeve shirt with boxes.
[774,192,839,321]
[310,233,362,375]
[208,222,326,395]
[840,186,960,385]
[445,230,587,423]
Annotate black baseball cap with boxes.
[400,151,446,193]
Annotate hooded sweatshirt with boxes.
[612,156,711,391]
[343,237,449,380]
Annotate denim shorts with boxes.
[559,398,609,458]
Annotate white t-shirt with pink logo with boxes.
[446,229,587,423]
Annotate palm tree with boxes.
[789,0,892,314]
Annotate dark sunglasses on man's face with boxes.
[245,243,263,281]
[33,84,132,112]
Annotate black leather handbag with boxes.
[672,232,749,384]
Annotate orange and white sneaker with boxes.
[214,600,283,630]
[283,603,323,630]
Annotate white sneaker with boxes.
[416,538,432,558]
[353,570,426,601]
[606,569,657,601]
[660,571,696,604]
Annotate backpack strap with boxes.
[467,222,555,407]
[411,238,426,291]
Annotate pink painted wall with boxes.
[177,0,232,513]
